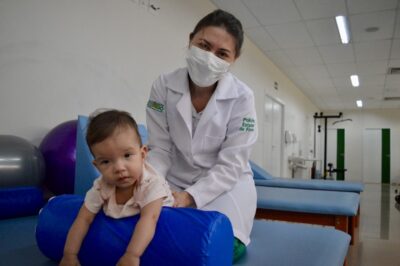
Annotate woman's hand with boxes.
[173,191,195,207]
[117,253,140,266]
[59,254,80,266]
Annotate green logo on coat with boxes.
[240,117,255,132]
[147,100,164,112]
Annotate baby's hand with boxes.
[117,253,140,266]
[59,254,80,266]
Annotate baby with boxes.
[60,109,174,266]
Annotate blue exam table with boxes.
[250,161,361,244]
[250,160,364,193]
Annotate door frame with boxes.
[263,93,285,176]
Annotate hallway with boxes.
[347,183,400,266]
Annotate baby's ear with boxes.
[141,145,148,158]
[92,160,99,169]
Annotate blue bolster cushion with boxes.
[36,195,234,266]
[0,186,44,219]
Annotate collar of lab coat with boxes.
[166,68,239,100]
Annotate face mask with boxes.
[185,46,231,87]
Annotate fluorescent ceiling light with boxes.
[350,75,359,87]
[335,15,350,44]
[356,100,363,108]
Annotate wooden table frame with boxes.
[255,204,360,245]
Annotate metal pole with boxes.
[324,117,328,179]
[313,112,342,180]
[313,116,316,158]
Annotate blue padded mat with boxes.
[236,220,350,266]
[257,186,360,216]
[0,216,350,266]
[0,215,56,266]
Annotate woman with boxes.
[146,9,257,262]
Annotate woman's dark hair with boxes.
[86,109,142,151]
[190,9,244,57]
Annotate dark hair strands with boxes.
[190,9,244,58]
[86,110,142,150]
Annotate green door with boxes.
[381,129,390,184]
[336,129,345,180]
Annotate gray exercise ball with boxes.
[0,135,45,187]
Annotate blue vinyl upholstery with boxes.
[257,186,359,216]
[0,186,44,219]
[235,220,350,266]
[0,215,350,266]
[36,195,233,266]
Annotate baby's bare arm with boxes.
[117,198,164,266]
[60,205,96,266]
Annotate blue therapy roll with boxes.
[36,195,233,266]
[0,186,44,219]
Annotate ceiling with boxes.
[210,0,400,111]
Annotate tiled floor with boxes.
[347,183,400,266]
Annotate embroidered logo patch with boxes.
[240,117,255,132]
[147,100,164,112]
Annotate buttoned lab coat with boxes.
[146,68,257,245]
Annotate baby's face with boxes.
[92,126,147,189]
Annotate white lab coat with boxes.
[146,68,257,245]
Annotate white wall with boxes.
[233,29,319,178]
[0,0,319,177]
[327,109,400,183]
[0,0,202,144]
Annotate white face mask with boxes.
[185,46,231,87]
